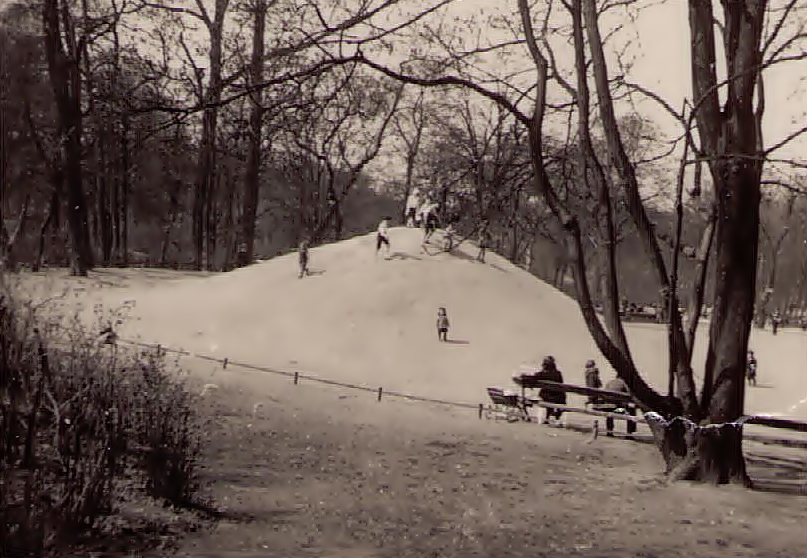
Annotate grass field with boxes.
[14,227,807,557]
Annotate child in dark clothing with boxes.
[584,359,602,406]
[436,307,450,341]
[746,350,757,386]
[298,239,310,279]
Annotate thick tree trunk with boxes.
[42,0,93,276]
[193,3,228,270]
[120,111,130,265]
[2,196,31,271]
[160,179,182,266]
[34,201,53,272]
[646,413,750,486]
[240,0,266,267]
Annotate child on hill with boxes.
[298,239,310,279]
[376,217,391,259]
[436,307,450,342]
[476,220,491,262]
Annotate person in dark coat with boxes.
[583,359,602,406]
[532,355,567,424]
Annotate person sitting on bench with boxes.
[595,374,637,438]
[583,359,602,406]
[531,355,567,425]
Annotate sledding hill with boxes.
[14,226,807,416]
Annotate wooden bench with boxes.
[500,376,807,446]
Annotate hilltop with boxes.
[14,226,806,417]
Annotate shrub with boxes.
[0,279,206,556]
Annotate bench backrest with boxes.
[514,377,637,405]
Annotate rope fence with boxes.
[33,320,807,449]
[113,337,481,412]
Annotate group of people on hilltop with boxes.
[514,356,636,436]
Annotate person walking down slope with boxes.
[376,217,392,259]
[298,239,310,279]
[436,307,450,342]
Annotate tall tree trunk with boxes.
[119,110,130,265]
[194,0,229,270]
[0,30,7,248]
[34,197,56,272]
[509,187,519,261]
[42,0,93,275]
[644,0,767,485]
[240,0,266,267]
[160,179,182,266]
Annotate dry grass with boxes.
[163,363,807,558]
[10,227,807,557]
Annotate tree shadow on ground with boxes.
[305,269,326,276]
[442,246,508,272]
[387,251,422,261]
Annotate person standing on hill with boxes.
[746,350,758,386]
[298,239,310,279]
[771,310,781,335]
[376,216,392,259]
[476,220,491,262]
[436,307,450,341]
[405,188,421,227]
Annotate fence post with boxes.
[223,357,228,370]
[478,403,483,419]
[156,344,162,357]
[377,387,383,401]
[294,372,299,385]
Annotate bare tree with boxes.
[352,0,807,484]
[239,0,267,266]
[42,0,94,275]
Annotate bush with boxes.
[0,279,207,556]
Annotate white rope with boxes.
[644,411,752,430]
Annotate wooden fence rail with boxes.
[510,377,807,435]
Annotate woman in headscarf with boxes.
[532,356,567,424]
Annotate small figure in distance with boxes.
[436,307,450,342]
[771,310,781,335]
[298,238,310,279]
[443,220,456,253]
[746,349,757,386]
[596,374,637,439]
[423,202,439,244]
[533,355,567,425]
[584,359,602,407]
[476,219,491,263]
[376,216,392,259]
